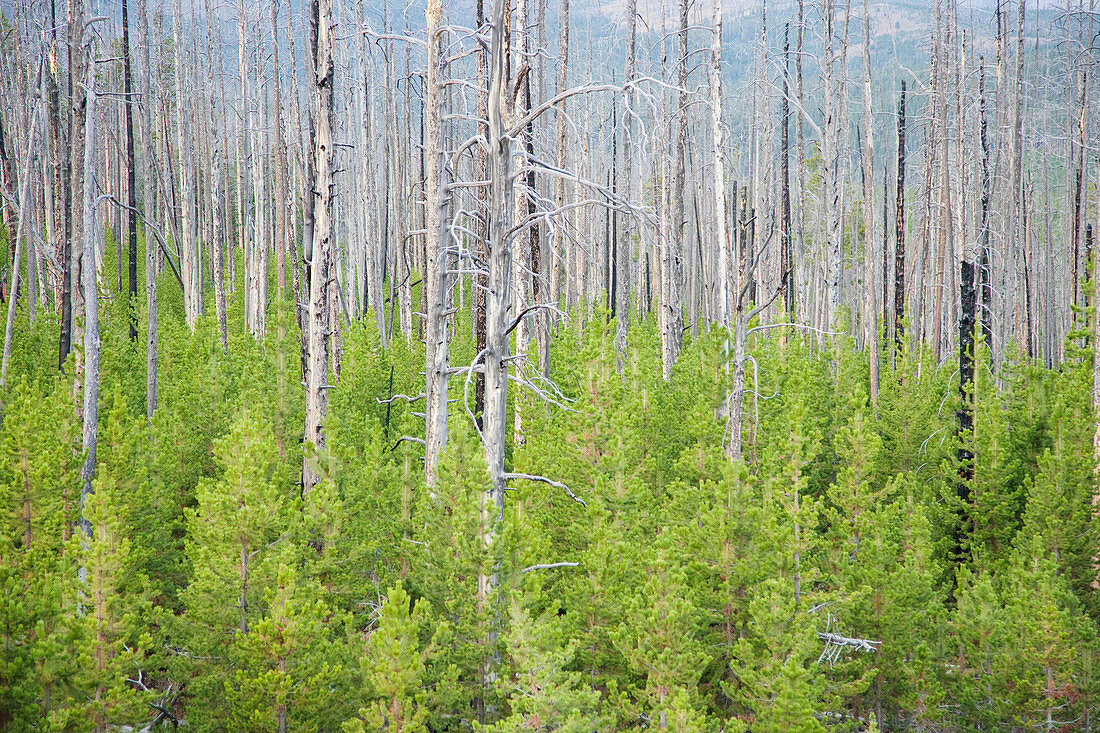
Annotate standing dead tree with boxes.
[303,0,336,496]
[423,0,449,486]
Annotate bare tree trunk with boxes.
[512,0,531,446]
[977,67,992,348]
[894,81,907,352]
[931,0,950,363]
[662,0,688,380]
[710,0,729,331]
[547,0,569,375]
[781,24,793,319]
[272,0,291,423]
[474,0,490,413]
[123,0,139,342]
[174,0,199,328]
[65,0,87,371]
[861,0,877,400]
[481,0,514,696]
[795,0,807,324]
[1,67,42,390]
[303,0,335,496]
[424,0,450,486]
[79,36,99,540]
[615,0,637,370]
[0,108,15,258]
[1009,0,1026,350]
[1093,147,1100,476]
[205,0,228,352]
[822,0,842,330]
[45,1,66,319]
[140,0,158,419]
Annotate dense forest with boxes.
[1,0,1099,730]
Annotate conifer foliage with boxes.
[0,284,1096,730]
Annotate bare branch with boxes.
[521,561,580,574]
[506,472,586,507]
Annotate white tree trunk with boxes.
[303,0,335,496]
[423,0,450,486]
[80,47,100,538]
[709,0,728,329]
[174,0,199,328]
[140,0,158,419]
[485,0,512,517]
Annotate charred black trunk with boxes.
[781,24,793,316]
[955,258,976,562]
[123,0,139,342]
[978,64,993,348]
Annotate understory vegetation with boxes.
[1,244,1097,732]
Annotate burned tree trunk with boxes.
[484,0,513,517]
[781,24,793,318]
[303,0,335,496]
[894,80,907,352]
[64,0,88,370]
[79,34,99,539]
[123,0,138,342]
[978,64,992,348]
[140,0,158,418]
[206,0,228,352]
[615,0,638,369]
[860,0,876,399]
[661,0,688,380]
[423,0,450,486]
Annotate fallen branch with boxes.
[521,561,580,574]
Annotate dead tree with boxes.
[894,80,907,353]
[174,0,199,328]
[124,0,138,341]
[423,0,450,486]
[662,0,688,380]
[79,25,100,540]
[615,0,638,371]
[64,0,87,370]
[303,0,336,496]
[781,24,793,319]
[140,0,158,418]
[822,0,842,331]
[204,0,228,352]
[1,60,43,390]
[860,0,876,400]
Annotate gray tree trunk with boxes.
[303,0,336,496]
[140,0,158,419]
[423,0,450,486]
[79,38,99,538]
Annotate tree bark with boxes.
[485,0,513,514]
[205,0,228,352]
[781,24,793,319]
[424,0,450,486]
[1,65,42,390]
[822,0,842,331]
[662,0,688,380]
[64,0,87,371]
[894,80,907,353]
[615,0,637,370]
[512,0,532,446]
[174,0,199,328]
[139,0,158,419]
[124,0,139,342]
[861,0,877,400]
[272,0,292,419]
[303,0,335,496]
[79,37,99,540]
